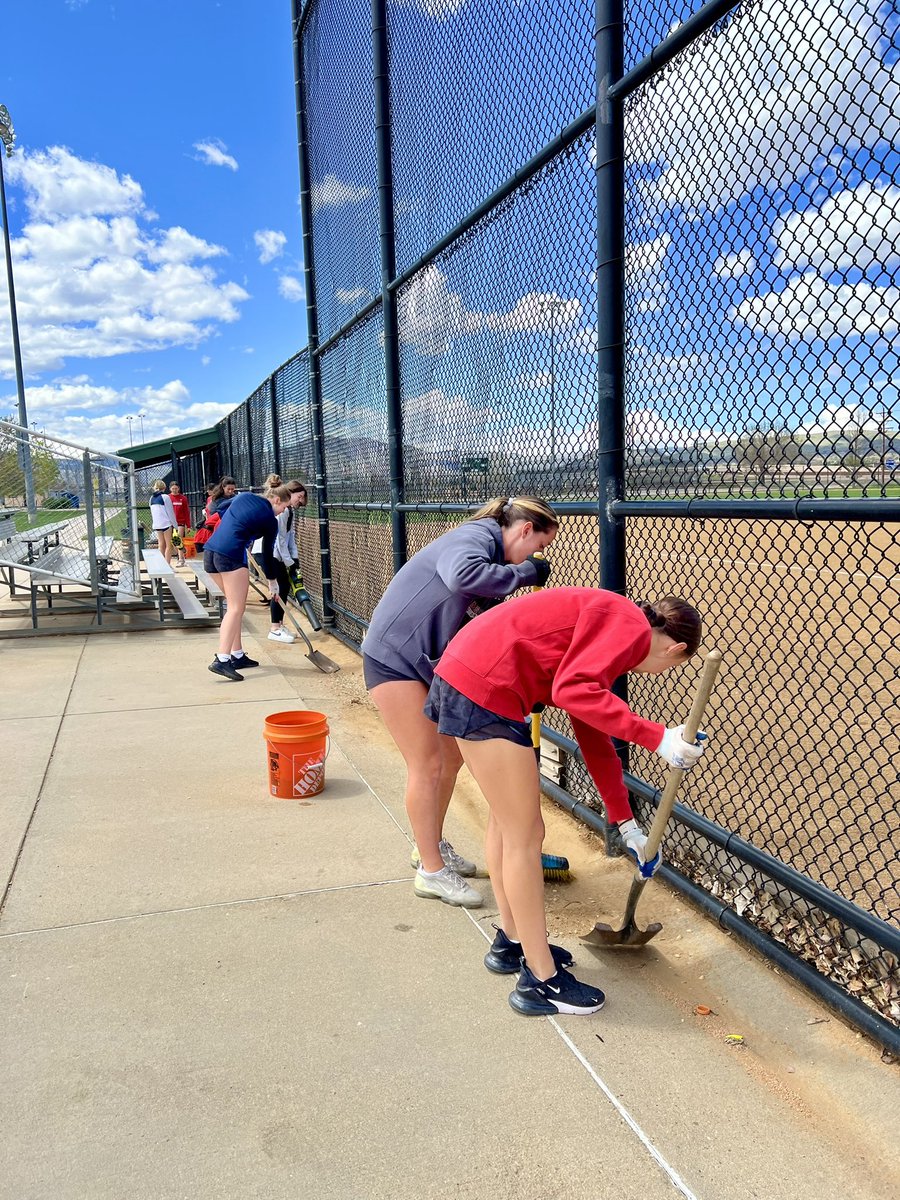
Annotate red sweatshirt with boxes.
[435,587,666,823]
[170,494,191,527]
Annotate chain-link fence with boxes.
[0,420,141,622]
[202,0,900,1051]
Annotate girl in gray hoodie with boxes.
[362,496,557,907]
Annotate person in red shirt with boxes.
[168,482,191,568]
[425,586,707,1017]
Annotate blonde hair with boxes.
[265,473,283,488]
[265,485,292,503]
[468,495,558,533]
[151,480,166,493]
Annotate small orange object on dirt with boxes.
[694,1005,712,1016]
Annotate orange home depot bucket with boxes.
[263,710,330,799]
[183,536,197,558]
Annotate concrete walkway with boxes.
[1,614,898,1200]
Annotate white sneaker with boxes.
[268,628,295,643]
[410,840,477,877]
[414,866,483,908]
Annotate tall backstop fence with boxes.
[210,0,900,1052]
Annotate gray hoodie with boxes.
[361,518,541,682]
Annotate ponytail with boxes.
[639,597,702,657]
[468,495,558,534]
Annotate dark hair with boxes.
[639,596,702,657]
[468,495,557,533]
[285,480,307,497]
[209,476,237,504]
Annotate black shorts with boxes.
[424,676,533,747]
[203,549,246,574]
[362,654,422,690]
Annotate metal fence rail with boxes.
[202,0,900,1052]
[0,420,141,620]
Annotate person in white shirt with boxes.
[267,478,308,643]
[149,480,178,565]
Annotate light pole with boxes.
[0,104,35,518]
[137,411,145,442]
[126,415,134,446]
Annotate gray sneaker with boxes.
[410,839,477,877]
[414,866,483,908]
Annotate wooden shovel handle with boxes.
[642,649,723,862]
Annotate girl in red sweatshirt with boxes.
[426,586,707,1017]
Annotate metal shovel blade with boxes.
[582,918,663,948]
[305,648,340,673]
[581,876,662,947]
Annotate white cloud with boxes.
[403,387,501,448]
[398,265,482,355]
[278,275,305,303]
[630,0,900,214]
[254,228,287,264]
[800,401,893,439]
[1,376,234,449]
[8,146,143,220]
[0,147,248,376]
[626,234,670,313]
[731,273,900,341]
[714,249,756,279]
[774,182,900,274]
[516,371,553,390]
[562,327,597,354]
[336,287,372,304]
[396,0,471,19]
[398,271,587,357]
[485,292,582,334]
[311,174,371,210]
[193,139,238,171]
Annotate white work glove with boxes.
[267,579,280,599]
[618,818,661,879]
[655,725,707,770]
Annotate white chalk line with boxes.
[465,911,700,1200]
[336,732,701,1197]
[701,558,898,587]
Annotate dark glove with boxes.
[525,554,551,586]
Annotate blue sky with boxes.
[0,0,306,450]
[1,0,897,484]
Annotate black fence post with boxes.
[270,375,281,478]
[293,0,335,625]
[244,400,254,487]
[595,0,629,809]
[372,0,407,575]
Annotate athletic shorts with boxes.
[362,653,423,690]
[203,549,246,574]
[424,675,532,747]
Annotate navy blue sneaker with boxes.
[208,657,243,682]
[509,961,605,1017]
[484,925,574,975]
[231,653,259,669]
